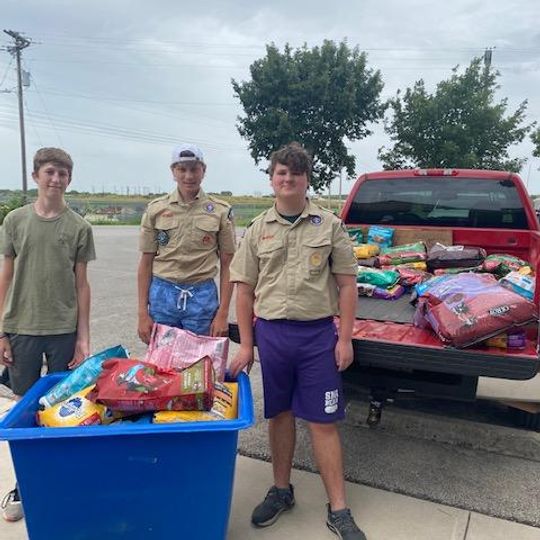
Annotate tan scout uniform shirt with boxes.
[139,189,235,283]
[230,200,357,320]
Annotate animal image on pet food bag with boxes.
[88,357,215,412]
[420,273,537,348]
[37,386,112,428]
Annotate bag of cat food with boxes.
[88,357,215,412]
[367,226,394,248]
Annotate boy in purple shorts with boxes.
[229,143,366,540]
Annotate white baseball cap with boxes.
[171,143,205,166]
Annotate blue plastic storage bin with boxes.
[0,371,254,540]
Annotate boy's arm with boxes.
[229,281,256,377]
[69,261,91,368]
[334,273,357,372]
[0,256,14,366]
[210,251,235,337]
[137,252,155,344]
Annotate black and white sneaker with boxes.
[251,485,295,527]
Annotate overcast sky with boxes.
[1,0,539,196]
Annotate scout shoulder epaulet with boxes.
[147,194,169,206]
[207,195,231,209]
[247,209,269,229]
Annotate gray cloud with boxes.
[1,0,539,195]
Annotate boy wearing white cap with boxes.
[137,144,236,341]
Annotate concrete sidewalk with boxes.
[1,396,539,539]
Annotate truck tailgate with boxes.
[228,319,540,381]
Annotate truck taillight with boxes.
[414,168,458,176]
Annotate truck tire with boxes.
[509,407,540,431]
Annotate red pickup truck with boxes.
[339,168,540,428]
[230,168,540,429]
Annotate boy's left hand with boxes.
[68,339,90,369]
[210,310,229,337]
[335,338,353,372]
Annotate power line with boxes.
[22,59,63,146]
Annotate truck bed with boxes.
[356,294,416,324]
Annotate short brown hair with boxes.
[33,147,73,174]
[268,142,312,178]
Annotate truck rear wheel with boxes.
[508,407,540,431]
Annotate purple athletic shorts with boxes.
[254,317,345,423]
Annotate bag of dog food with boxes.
[353,244,380,259]
[378,242,427,266]
[145,324,229,381]
[37,386,113,427]
[357,266,400,288]
[499,271,535,301]
[88,357,215,412]
[427,243,486,270]
[153,382,238,422]
[420,273,537,348]
[39,345,129,409]
[346,227,364,245]
[482,254,531,277]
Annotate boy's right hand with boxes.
[0,336,13,366]
[229,345,254,378]
[138,313,154,344]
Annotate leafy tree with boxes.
[379,58,534,172]
[0,195,25,225]
[232,40,385,192]
[532,127,540,158]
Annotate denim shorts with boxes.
[148,276,219,336]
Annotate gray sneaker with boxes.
[251,485,295,527]
[327,504,367,540]
[1,489,23,522]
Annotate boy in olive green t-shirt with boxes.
[0,147,95,522]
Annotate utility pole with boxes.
[4,29,32,198]
[483,47,494,69]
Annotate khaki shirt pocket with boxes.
[257,240,284,279]
[303,238,332,277]
[191,216,220,250]
[155,215,179,250]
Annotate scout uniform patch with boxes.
[310,215,322,226]
[156,230,169,246]
[205,203,215,213]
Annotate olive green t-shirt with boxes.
[0,204,96,335]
